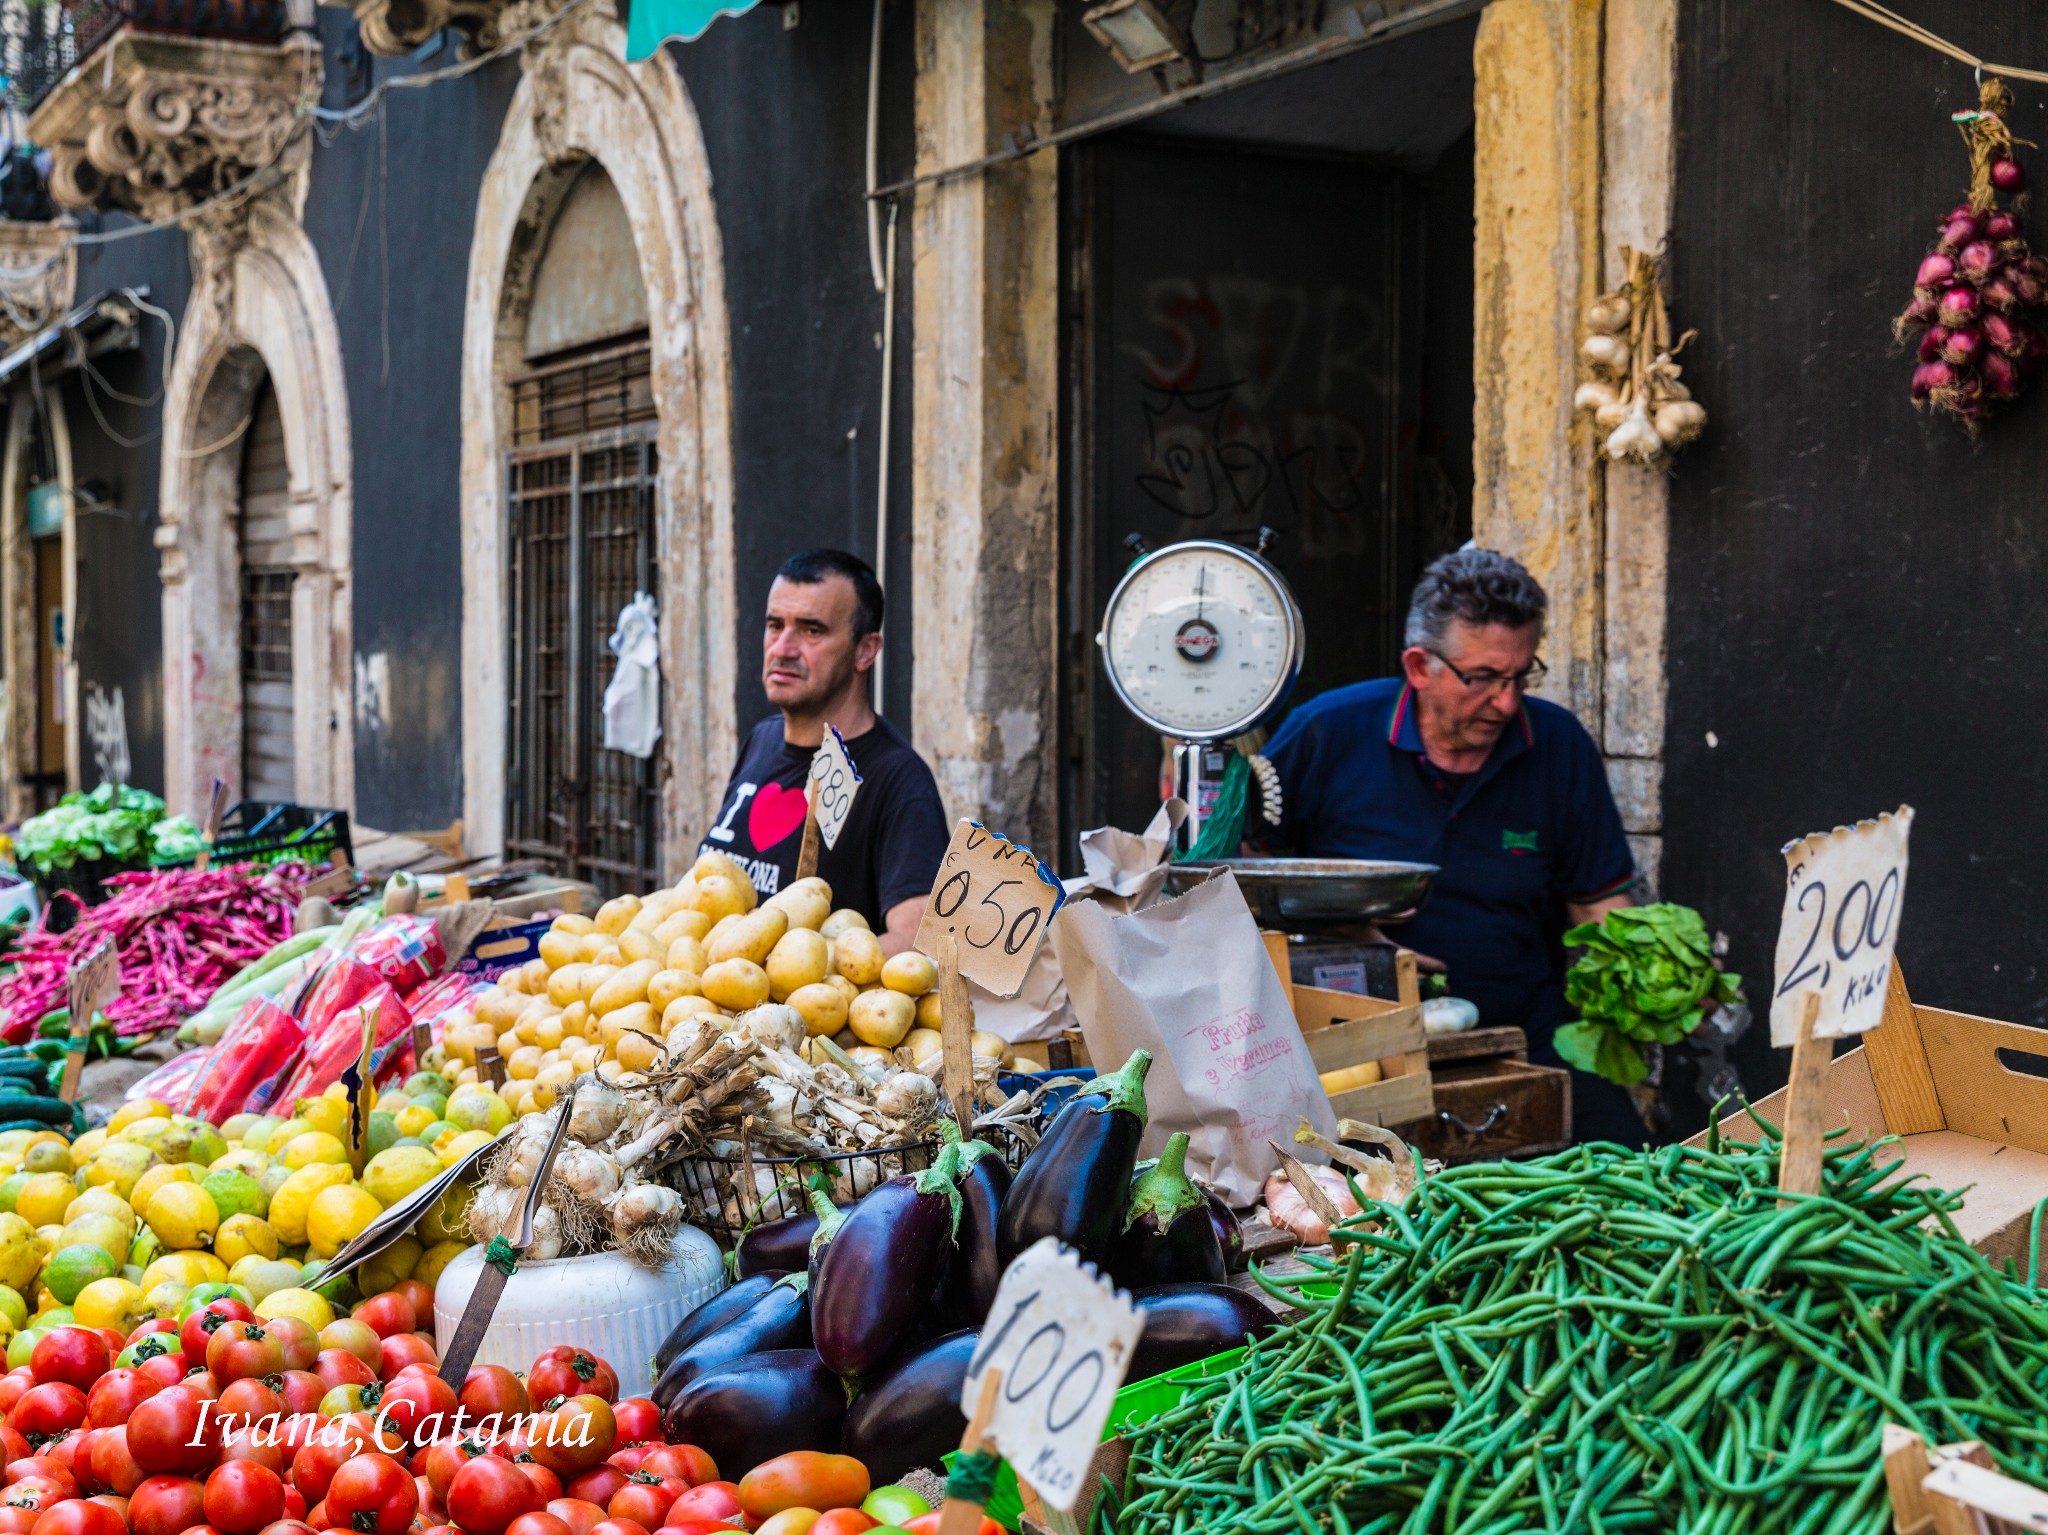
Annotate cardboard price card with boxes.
[914,819,1067,998]
[960,1238,1144,1512]
[61,940,120,1101]
[1771,805,1913,1046]
[808,726,863,851]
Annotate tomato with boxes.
[315,1322,381,1372]
[420,1526,461,1535]
[182,1370,223,1402]
[545,1500,607,1535]
[856,1488,928,1527]
[0,1480,66,1515]
[527,1351,616,1407]
[663,1486,743,1528]
[897,1517,1001,1535]
[460,1366,529,1422]
[128,1386,219,1477]
[88,1425,148,1497]
[218,1420,288,1476]
[656,1524,746,1535]
[609,1400,660,1447]
[520,1464,566,1503]
[282,1484,306,1523]
[375,1334,437,1384]
[9,1382,89,1444]
[256,1522,316,1535]
[807,1515,876,1535]
[68,1429,106,1494]
[0,1510,35,1535]
[130,1474,208,1535]
[217,1378,285,1431]
[564,1466,626,1508]
[42,1429,88,1480]
[31,1329,110,1393]
[134,1354,190,1393]
[425,1437,490,1502]
[288,1420,366,1505]
[209,1324,286,1386]
[318,1385,375,1420]
[27,1497,127,1535]
[84,1497,127,1525]
[447,1455,544,1535]
[531,1397,616,1478]
[738,1456,869,1520]
[390,1282,435,1321]
[0,1377,29,1418]
[326,1452,419,1535]
[5,1459,78,1502]
[302,1502,326,1532]
[373,1368,455,1448]
[607,1447,654,1476]
[312,1350,375,1393]
[507,1515,575,1535]
[639,1448,716,1489]
[85,1368,155,1429]
[274,1371,325,1417]
[588,1519,649,1535]
[181,1301,255,1367]
[752,1513,820,1535]
[607,1475,685,1530]
[259,1318,317,1374]
[204,1460,287,1535]
[348,1296,415,1343]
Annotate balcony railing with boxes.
[6,0,291,118]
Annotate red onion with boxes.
[1938,286,1980,327]
[1941,216,1979,250]
[1912,360,1956,399]
[1919,324,1951,362]
[2016,270,2046,306]
[1983,277,2021,313]
[1993,155,2027,194]
[1987,212,2023,241]
[1942,327,1983,366]
[1960,240,1999,279]
[1984,352,2021,397]
[1982,312,2023,356]
[1917,253,1957,287]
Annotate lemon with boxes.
[130,1163,196,1215]
[231,1258,305,1303]
[393,1104,437,1139]
[0,1287,25,1333]
[438,1129,494,1167]
[143,1184,220,1250]
[361,1146,442,1207]
[256,1165,293,1202]
[59,1213,131,1267]
[73,1277,148,1333]
[255,1286,333,1330]
[214,1213,279,1266]
[0,1175,32,1216]
[65,1186,136,1229]
[143,1281,189,1318]
[305,1185,382,1259]
[43,1244,117,1305]
[268,1164,353,1247]
[14,1174,74,1230]
[418,1181,472,1245]
[22,1141,67,1176]
[109,1100,171,1135]
[121,1118,171,1149]
[67,1130,107,1170]
[362,1112,399,1160]
[446,1089,511,1134]
[202,1170,267,1223]
[415,1240,465,1293]
[357,1236,420,1297]
[82,1143,158,1202]
[154,1119,226,1168]
[219,1114,259,1143]
[142,1250,224,1291]
[208,1149,269,1179]
[280,1132,347,1170]
[127,1226,163,1272]
[296,1097,348,1140]
[237,1117,284,1152]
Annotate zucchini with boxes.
[0,1095,76,1124]
[0,1119,59,1135]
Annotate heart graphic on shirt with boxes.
[747,781,809,851]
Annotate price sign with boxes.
[1771,805,1913,1046]
[914,819,1066,998]
[61,941,119,1101]
[960,1239,1145,1512]
[808,726,862,852]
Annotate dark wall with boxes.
[664,0,917,752]
[1664,1,2048,1097]
[304,11,521,832]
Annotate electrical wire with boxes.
[1826,0,2048,87]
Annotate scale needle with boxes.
[1196,565,1206,622]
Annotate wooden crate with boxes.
[1292,984,1435,1126]
[1397,1056,1571,1163]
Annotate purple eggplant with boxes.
[661,1348,848,1469]
[1128,1282,1280,1383]
[1203,1184,1247,1272]
[840,1329,978,1485]
[738,1210,824,1279]
[936,1139,1011,1325]
[812,1145,965,1382]
[652,1273,811,1409]
[652,1270,789,1376]
[1109,1133,1225,1290]
[804,1186,852,1293]
[997,1050,1151,1270]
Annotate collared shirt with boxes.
[1262,678,1635,1048]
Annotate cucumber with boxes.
[0,1095,75,1125]
[0,1119,57,1135]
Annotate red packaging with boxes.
[184,998,307,1124]
[402,973,490,1044]
[348,916,446,997]
[296,957,383,1038]
[271,986,414,1105]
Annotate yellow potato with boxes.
[693,873,757,922]
[832,929,886,987]
[508,1046,543,1080]
[971,1029,1015,1066]
[765,929,831,1001]
[787,982,851,1038]
[881,951,937,997]
[666,936,709,976]
[574,932,610,964]
[1012,1056,1048,1074]
[534,1013,565,1050]
[647,969,703,1012]
[1320,1060,1383,1093]
[522,959,551,992]
[551,913,597,936]
[593,943,624,967]
[594,894,643,936]
[630,889,686,929]
[900,1027,943,1064]
[578,963,620,1004]
[764,878,833,933]
[654,909,713,947]
[616,1031,664,1073]
[707,907,790,968]
[559,1000,591,1040]
[617,927,662,965]
[500,968,530,997]
[497,1028,522,1057]
[598,1000,657,1049]
[691,849,752,890]
[590,959,661,1015]
[849,988,916,1048]
[820,909,871,941]
[662,996,721,1035]
[825,973,861,1007]
[701,958,772,1012]
[705,915,738,951]
[476,990,523,1029]
[915,990,956,1032]
[546,963,590,1008]
[446,1019,495,1066]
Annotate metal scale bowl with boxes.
[1163,856,1438,931]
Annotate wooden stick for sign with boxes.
[937,1368,1003,1535]
[194,778,228,875]
[58,1018,89,1103]
[412,1021,433,1064]
[1777,990,1829,1198]
[1395,949,1420,1006]
[1862,963,1945,1136]
[477,1044,506,1091]
[937,932,975,1135]
[794,788,822,883]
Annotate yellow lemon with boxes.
[64,1188,137,1234]
[83,1143,159,1202]
[415,1240,465,1292]
[0,1215,38,1291]
[109,1100,171,1135]
[280,1132,347,1170]
[67,1129,108,1170]
[130,1163,197,1216]
[393,1104,437,1139]
[305,1185,382,1259]
[446,1090,510,1135]
[143,1183,219,1250]
[418,1182,471,1245]
[208,1149,270,1180]
[73,1277,148,1333]
[219,1114,260,1143]
[237,1118,285,1152]
[267,1164,353,1247]
[15,1174,75,1230]
[295,1097,348,1140]
[144,1281,190,1318]
[22,1141,68,1175]
[438,1129,494,1167]
[232,1258,307,1303]
[59,1213,132,1267]
[214,1213,279,1266]
[357,1236,421,1297]
[254,1286,333,1330]
[361,1147,443,1207]
[142,1250,226,1291]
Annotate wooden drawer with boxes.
[1390,1057,1571,1163]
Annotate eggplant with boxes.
[738,1210,823,1279]
[1108,1133,1225,1291]
[661,1349,847,1470]
[652,1273,811,1408]
[804,1186,852,1293]
[840,1329,978,1485]
[1203,1184,1247,1273]
[937,1139,1012,1325]
[652,1270,789,1377]
[812,1146,965,1381]
[1128,1283,1280,1383]
[996,1050,1151,1269]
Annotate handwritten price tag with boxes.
[915,819,1066,998]
[61,941,120,1101]
[808,726,862,852]
[961,1239,1144,1512]
[1771,805,1913,1046]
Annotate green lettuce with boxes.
[1557,903,1741,1086]
[17,782,168,872]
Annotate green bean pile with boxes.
[1097,1124,2048,1535]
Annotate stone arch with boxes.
[158,196,353,818]
[460,4,736,872]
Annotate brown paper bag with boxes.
[1052,869,1337,1205]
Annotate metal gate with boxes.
[505,340,660,895]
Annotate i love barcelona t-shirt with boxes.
[697,715,951,928]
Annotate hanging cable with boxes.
[1826,0,2048,86]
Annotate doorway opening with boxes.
[237,377,294,802]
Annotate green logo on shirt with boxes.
[1502,829,1540,854]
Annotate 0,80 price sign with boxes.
[914,819,1067,998]
[1770,804,1914,1046]
[808,726,862,851]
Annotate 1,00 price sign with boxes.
[914,819,1066,998]
[1770,805,1914,1046]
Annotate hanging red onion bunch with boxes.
[1897,77,2048,425]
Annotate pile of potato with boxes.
[442,851,1041,1122]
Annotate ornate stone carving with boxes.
[351,0,508,57]
[0,223,76,352]
[29,33,321,221]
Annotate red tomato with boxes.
[68,1428,106,1494]
[607,1476,685,1530]
[527,1351,617,1407]
[447,1455,544,1535]
[545,1501,608,1535]
[655,1524,746,1535]
[216,1378,285,1432]
[217,1421,288,1476]
[607,1447,654,1476]
[89,1425,147,1497]
[424,1437,490,1503]
[752,1513,820,1535]
[390,1283,435,1323]
[0,1480,66,1515]
[311,1351,375,1393]
[128,1320,177,1344]
[302,1502,326,1532]
[27,1496,126,1535]
[348,1296,416,1342]
[373,1368,455,1448]
[259,1319,317,1374]
[135,1355,190,1394]
[129,1474,208,1535]
[208,1324,285,1386]
[181,1370,222,1402]
[507,1515,575,1535]
[532,1397,616,1479]
[85,1368,155,1429]
[203,1461,286,1535]
[0,1510,34,1535]
[287,1422,365,1505]
[9,1381,88,1441]
[460,1366,529,1422]
[375,1334,437,1384]
[256,1522,315,1535]
[31,1330,110,1393]
[281,1485,306,1523]
[808,1512,876,1535]
[180,1301,255,1367]
[564,1466,626,1508]
[898,1517,1001,1535]
[639,1448,715,1489]
[92,1331,125,1360]
[42,1429,88,1480]
[275,1372,325,1417]
[326,1453,418,1535]
[4,1459,78,1502]
[84,1497,126,1524]
[128,1387,219,1477]
[588,1519,649,1535]
[737,1456,869,1520]
[609,1400,660,1447]
[517,1464,565,1504]
[663,1486,742,1528]
[420,1526,461,1535]
[0,1377,28,1418]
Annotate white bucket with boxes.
[433,1226,726,1393]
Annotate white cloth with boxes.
[601,593,662,758]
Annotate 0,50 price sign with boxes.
[1770,805,1913,1046]
[808,726,862,851]
[915,819,1066,998]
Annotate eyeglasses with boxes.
[1426,649,1548,693]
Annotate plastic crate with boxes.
[152,801,352,872]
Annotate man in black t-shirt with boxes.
[698,549,949,953]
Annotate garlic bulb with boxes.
[525,1203,564,1262]
[1654,399,1707,446]
[1594,399,1631,433]
[466,1184,520,1243]
[1605,405,1663,462]
[612,1180,683,1232]
[759,1078,800,1129]
[568,1080,627,1143]
[1573,381,1618,414]
[739,1004,807,1054]
[874,1070,938,1124]
[555,1145,624,1204]
[1581,333,1629,376]
[1585,295,1632,334]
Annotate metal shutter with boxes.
[239,380,295,803]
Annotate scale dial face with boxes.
[1098,540,1305,738]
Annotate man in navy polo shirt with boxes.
[1262,547,1643,1143]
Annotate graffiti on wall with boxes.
[84,683,129,785]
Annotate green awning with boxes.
[625,0,762,61]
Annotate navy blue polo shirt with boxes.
[1262,678,1634,1050]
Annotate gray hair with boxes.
[1404,548,1548,650]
